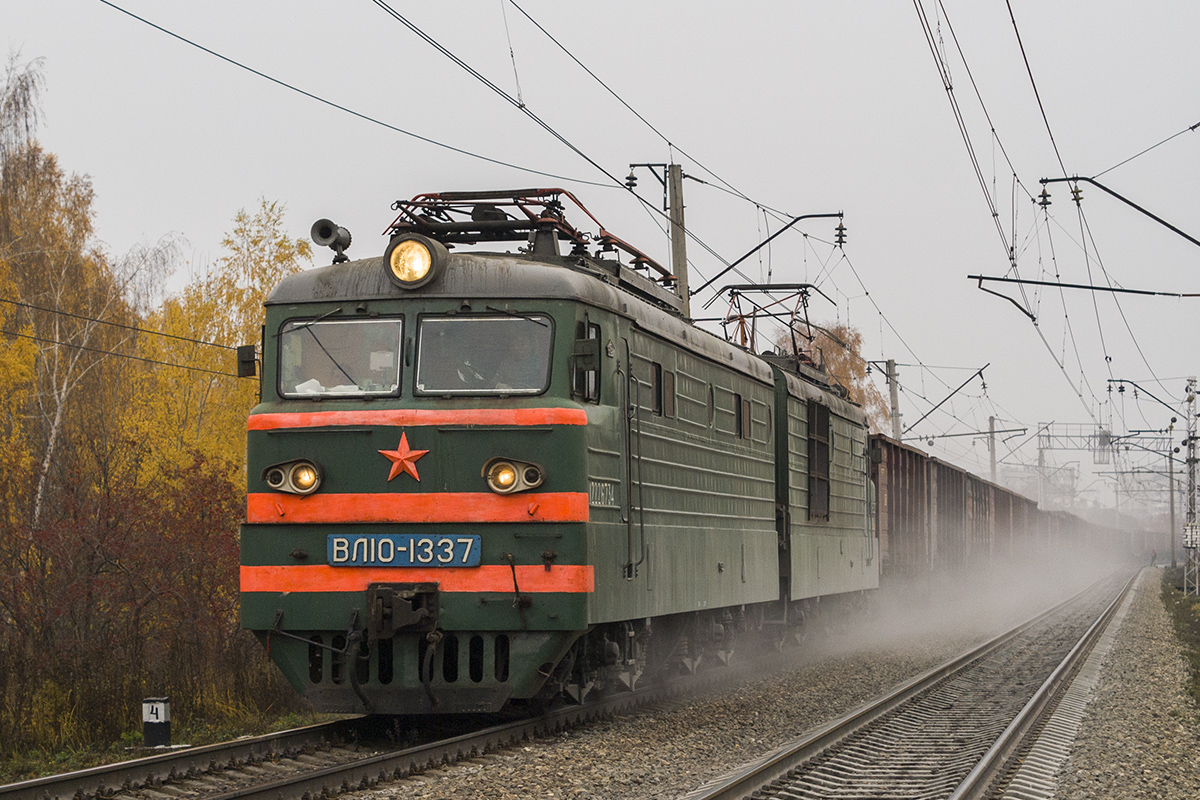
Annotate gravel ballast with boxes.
[344,563,1109,800]
[1055,567,1200,799]
[362,644,972,800]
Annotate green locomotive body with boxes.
[240,191,876,713]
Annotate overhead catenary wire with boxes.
[1007,1,1126,413]
[1094,119,1200,179]
[101,1,984,456]
[910,5,1098,468]
[500,0,881,323]
[1074,205,1167,391]
[1005,0,1068,178]
[503,0,792,222]
[369,1,628,190]
[95,0,610,188]
[98,0,819,322]
[912,0,1017,272]
[913,0,1152,430]
[1,328,239,378]
[0,296,238,350]
[367,0,765,291]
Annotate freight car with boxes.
[870,435,1126,583]
[239,189,876,713]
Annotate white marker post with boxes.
[142,697,171,747]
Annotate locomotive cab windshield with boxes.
[276,312,556,399]
[416,314,553,395]
[279,316,403,398]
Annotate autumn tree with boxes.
[130,199,310,481]
[0,59,303,760]
[211,199,312,345]
[796,320,890,432]
[0,56,179,526]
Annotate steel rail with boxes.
[0,718,367,800]
[683,571,1133,800]
[3,644,748,800]
[949,569,1138,799]
[182,666,737,800]
[196,649,793,800]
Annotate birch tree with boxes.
[0,58,171,525]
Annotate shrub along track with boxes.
[1160,566,1200,704]
[0,647,805,800]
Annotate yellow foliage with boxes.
[28,680,80,752]
[211,199,312,347]
[127,200,310,485]
[806,321,891,432]
[0,262,36,525]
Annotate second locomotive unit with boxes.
[240,189,875,713]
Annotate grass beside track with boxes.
[1161,566,1200,706]
[0,711,347,786]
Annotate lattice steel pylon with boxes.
[1185,378,1199,596]
[1185,526,1200,596]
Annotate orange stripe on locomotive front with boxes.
[246,490,589,524]
[247,407,588,430]
[240,564,595,594]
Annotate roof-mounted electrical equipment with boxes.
[383,189,684,313]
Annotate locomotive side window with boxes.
[416,314,553,395]
[279,317,403,398]
[651,363,664,415]
[571,322,600,402]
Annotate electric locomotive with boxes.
[240,190,876,714]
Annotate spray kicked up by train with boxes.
[239,189,1112,714]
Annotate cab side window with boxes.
[571,322,601,403]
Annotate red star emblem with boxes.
[378,432,429,482]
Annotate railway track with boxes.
[3,571,1133,800]
[681,569,1137,800]
[0,717,380,800]
[0,659,719,800]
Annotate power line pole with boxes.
[1038,446,1045,508]
[989,416,997,483]
[887,359,902,439]
[626,162,692,318]
[1169,448,1176,568]
[666,164,690,318]
[1114,474,1121,542]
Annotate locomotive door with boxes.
[620,337,646,582]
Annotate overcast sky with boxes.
[6,1,1199,515]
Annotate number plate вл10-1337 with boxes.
[327,534,482,567]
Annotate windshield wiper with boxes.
[485,306,549,326]
[293,307,343,329]
[291,308,355,387]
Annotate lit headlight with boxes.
[487,462,518,493]
[262,459,323,495]
[290,463,320,494]
[483,458,544,494]
[383,233,446,289]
